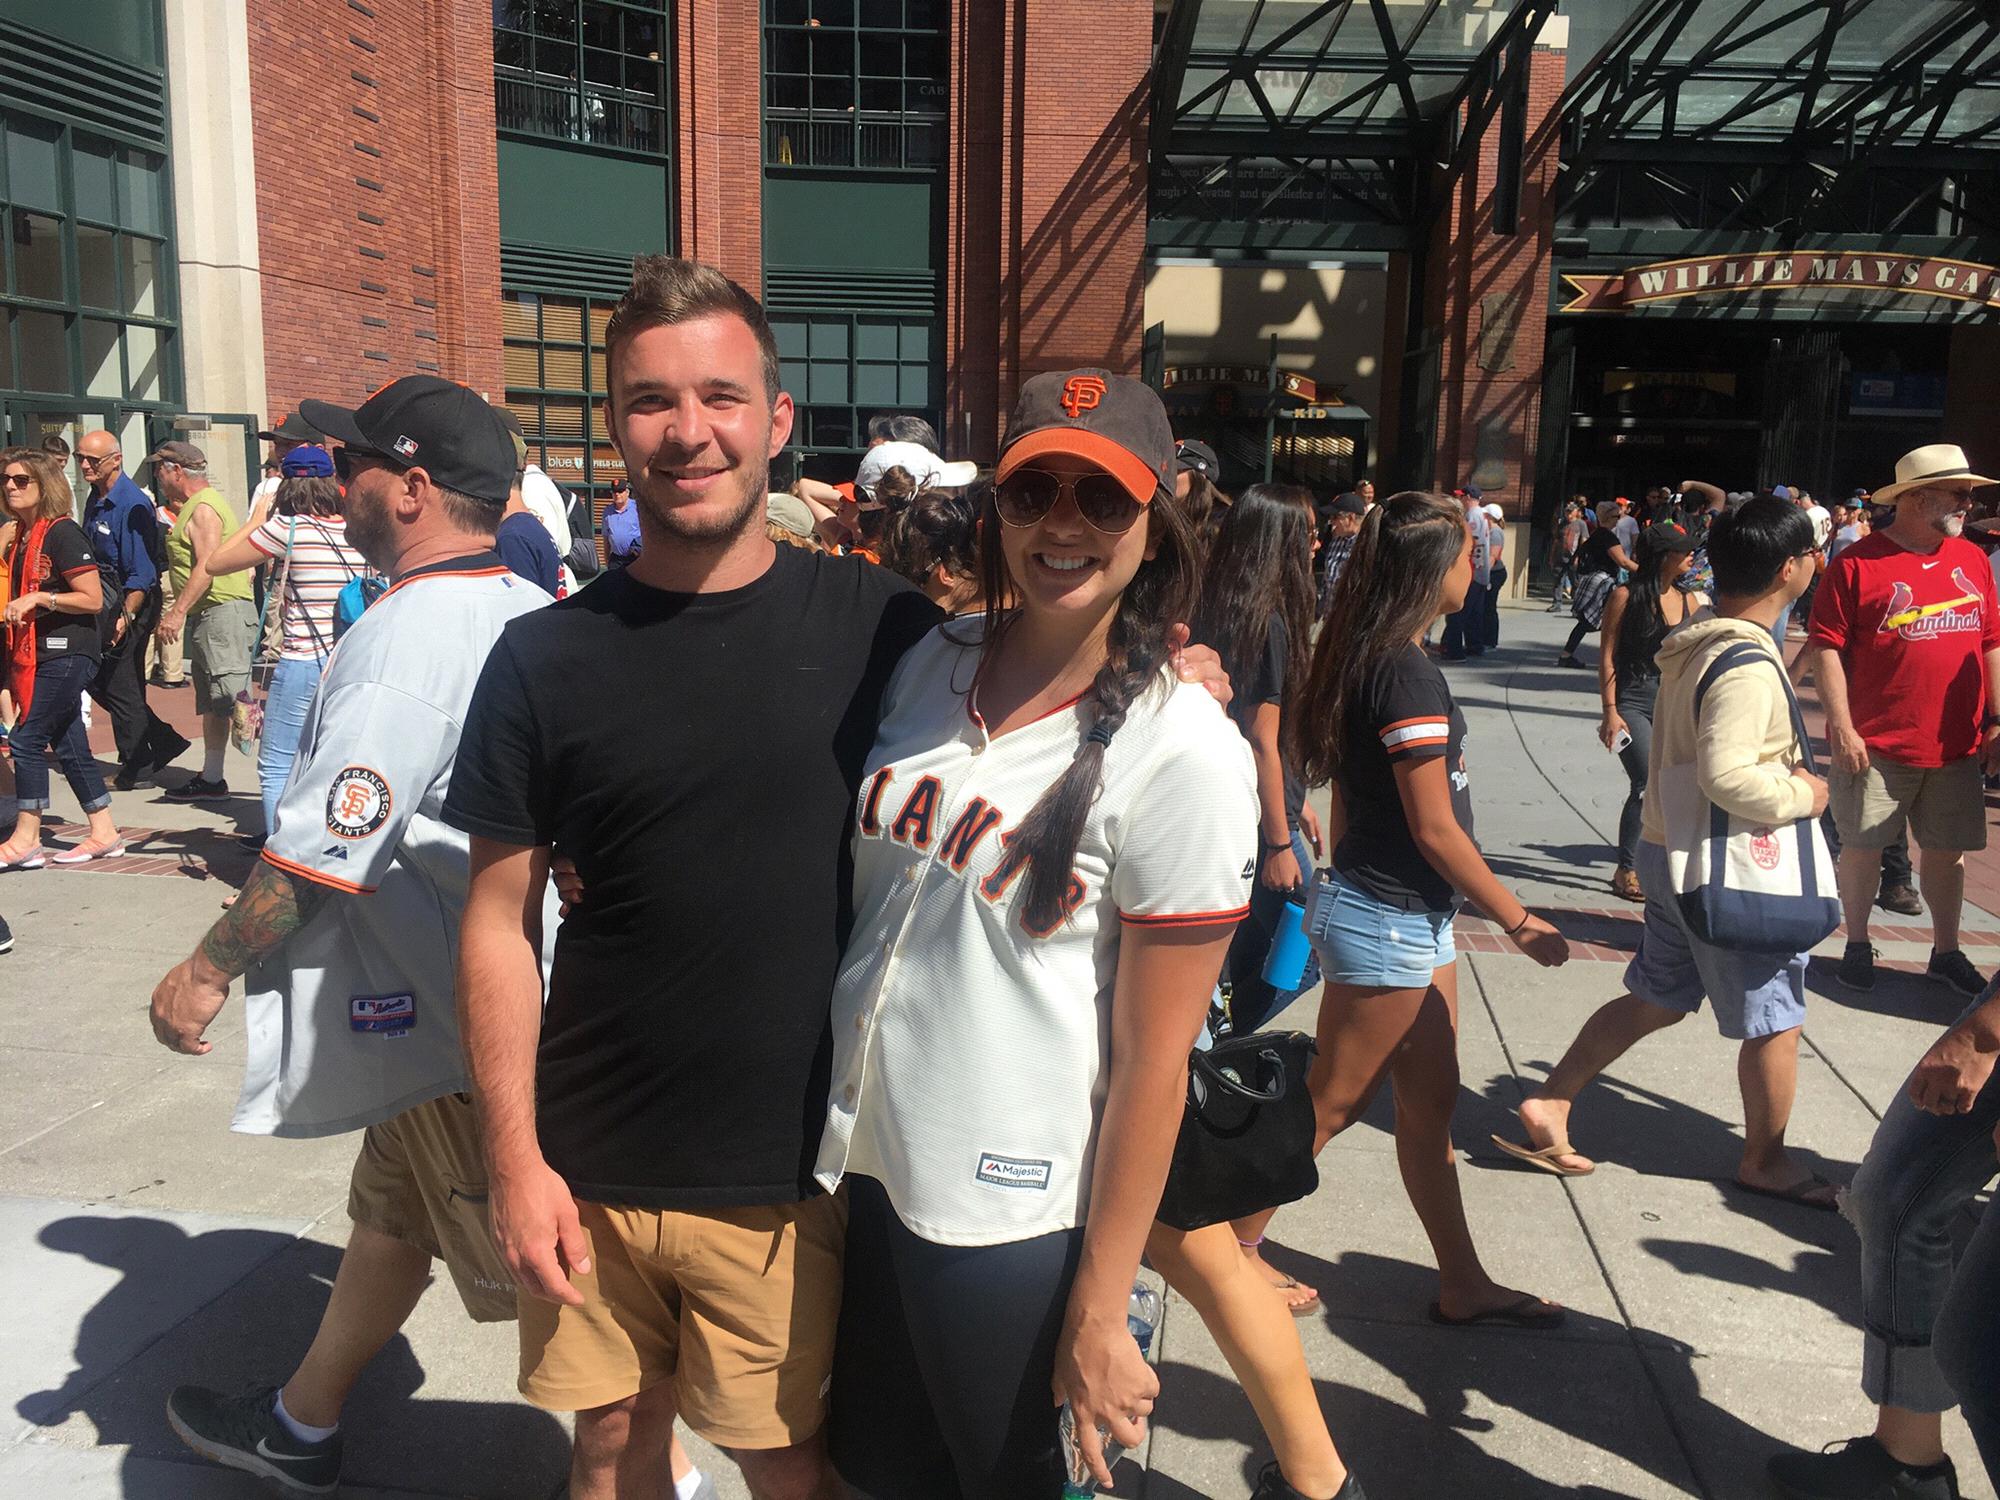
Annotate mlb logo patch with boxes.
[350,992,415,1035]
[392,434,419,458]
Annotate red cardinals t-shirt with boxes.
[1807,531,2000,767]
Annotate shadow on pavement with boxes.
[1803,954,1974,1025]
[20,1215,568,1499]
[1482,847,1620,899]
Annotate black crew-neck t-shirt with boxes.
[1225,612,1305,828]
[10,518,102,663]
[1331,642,1473,912]
[445,546,942,1209]
[1577,527,1622,577]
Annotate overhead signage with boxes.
[1160,366,1339,405]
[1560,252,2000,313]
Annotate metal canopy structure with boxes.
[1556,0,2000,237]
[1150,0,1556,247]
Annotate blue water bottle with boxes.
[1261,886,1313,990]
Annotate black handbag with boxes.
[1154,1029,1319,1231]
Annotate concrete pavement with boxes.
[1,605,1993,1497]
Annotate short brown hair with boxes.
[605,255,781,405]
[0,445,74,523]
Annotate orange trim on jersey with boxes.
[966,687,1088,732]
[1120,904,1252,929]
[262,847,375,895]
[1379,716,1446,732]
[378,564,513,602]
[60,564,99,579]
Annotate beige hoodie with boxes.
[1641,615,1818,847]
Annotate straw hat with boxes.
[1873,444,1999,505]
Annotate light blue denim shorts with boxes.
[1305,870,1457,990]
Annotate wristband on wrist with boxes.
[1260,838,1292,854]
[1505,910,1534,936]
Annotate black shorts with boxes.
[828,1175,1084,1500]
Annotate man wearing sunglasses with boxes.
[73,430,187,789]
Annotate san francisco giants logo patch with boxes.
[325,766,392,840]
[1061,375,1107,418]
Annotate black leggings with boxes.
[1563,616,1596,657]
[829,1176,1085,1500]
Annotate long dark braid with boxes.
[973,489,1202,933]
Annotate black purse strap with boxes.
[1191,1042,1287,1103]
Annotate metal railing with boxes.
[495,73,666,155]
[765,109,943,170]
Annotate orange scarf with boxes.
[3,517,52,721]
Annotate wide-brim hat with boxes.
[1874,444,2000,505]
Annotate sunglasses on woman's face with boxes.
[994,467,1146,535]
[1,472,35,490]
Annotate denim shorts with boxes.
[1304,871,1457,990]
[1624,839,1808,1040]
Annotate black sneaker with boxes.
[111,761,151,793]
[1252,1460,1368,1500]
[165,1384,342,1494]
[1835,942,1877,992]
[164,775,230,802]
[147,727,193,775]
[1926,949,1988,999]
[0,914,12,954]
[1767,1435,1958,1499]
[1876,884,1924,917]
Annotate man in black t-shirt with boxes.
[448,258,939,1500]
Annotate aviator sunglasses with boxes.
[994,467,1147,536]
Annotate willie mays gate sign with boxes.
[1560,252,2000,314]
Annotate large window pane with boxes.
[542,299,584,342]
[124,321,163,401]
[543,345,585,388]
[120,235,161,316]
[16,308,69,392]
[0,310,13,388]
[77,223,118,310]
[504,342,541,385]
[5,118,62,213]
[12,210,65,301]
[82,317,121,398]
[72,136,118,223]
[117,151,164,235]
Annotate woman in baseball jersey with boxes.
[814,372,1315,1499]
[1230,491,1572,1326]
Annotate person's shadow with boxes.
[21,1214,569,1498]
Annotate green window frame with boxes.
[0,110,177,407]
[764,0,947,171]
[503,287,629,504]
[494,1,674,159]
[772,309,935,475]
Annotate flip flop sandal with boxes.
[1490,1134,1596,1177]
[1429,1295,1567,1331]
[1731,1173,1840,1212]
[1269,1273,1321,1316]
[50,839,127,865]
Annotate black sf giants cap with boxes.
[301,376,515,507]
[996,369,1175,506]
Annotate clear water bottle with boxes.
[1060,1284,1162,1497]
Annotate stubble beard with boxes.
[636,455,770,546]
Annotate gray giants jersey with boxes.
[234,555,558,1138]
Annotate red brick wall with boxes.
[675,0,763,293]
[248,0,503,415]
[1427,43,1567,519]
[947,0,1152,462]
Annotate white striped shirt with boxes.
[249,515,368,661]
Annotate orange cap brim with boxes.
[996,429,1159,505]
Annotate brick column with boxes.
[947,0,1151,462]
[674,0,763,294]
[1426,40,1566,521]
[248,0,503,412]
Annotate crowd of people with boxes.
[0,252,1994,1500]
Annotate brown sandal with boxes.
[1611,866,1643,902]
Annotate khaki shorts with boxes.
[517,1191,847,1449]
[187,596,257,715]
[347,1091,518,1322]
[1830,752,1988,853]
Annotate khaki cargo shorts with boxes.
[517,1190,847,1449]
[347,1091,518,1322]
[1830,751,1987,854]
[186,596,257,716]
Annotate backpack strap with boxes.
[1693,638,1818,776]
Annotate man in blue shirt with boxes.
[75,430,190,789]
[601,477,641,566]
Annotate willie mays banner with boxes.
[1560,252,2000,314]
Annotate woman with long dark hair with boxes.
[816,374,1355,1500]
[1599,522,1708,900]
[1191,483,1325,1034]
[884,481,982,614]
[1230,491,1570,1326]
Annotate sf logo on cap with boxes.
[1061,375,1107,419]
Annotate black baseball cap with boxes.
[1174,438,1218,479]
[1641,521,1698,555]
[258,412,321,443]
[996,369,1174,506]
[302,376,515,506]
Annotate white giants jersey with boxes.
[235,556,557,1138]
[815,619,1257,1246]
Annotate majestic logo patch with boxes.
[325,766,392,840]
[392,434,419,458]
[1060,375,1107,418]
[976,1153,1052,1191]
[350,992,415,1035]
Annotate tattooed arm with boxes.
[149,861,332,1055]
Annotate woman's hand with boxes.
[1052,1307,1157,1491]
[2,592,41,626]
[1298,800,1324,861]
[1599,710,1629,751]
[1508,912,1569,967]
[1259,842,1302,893]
